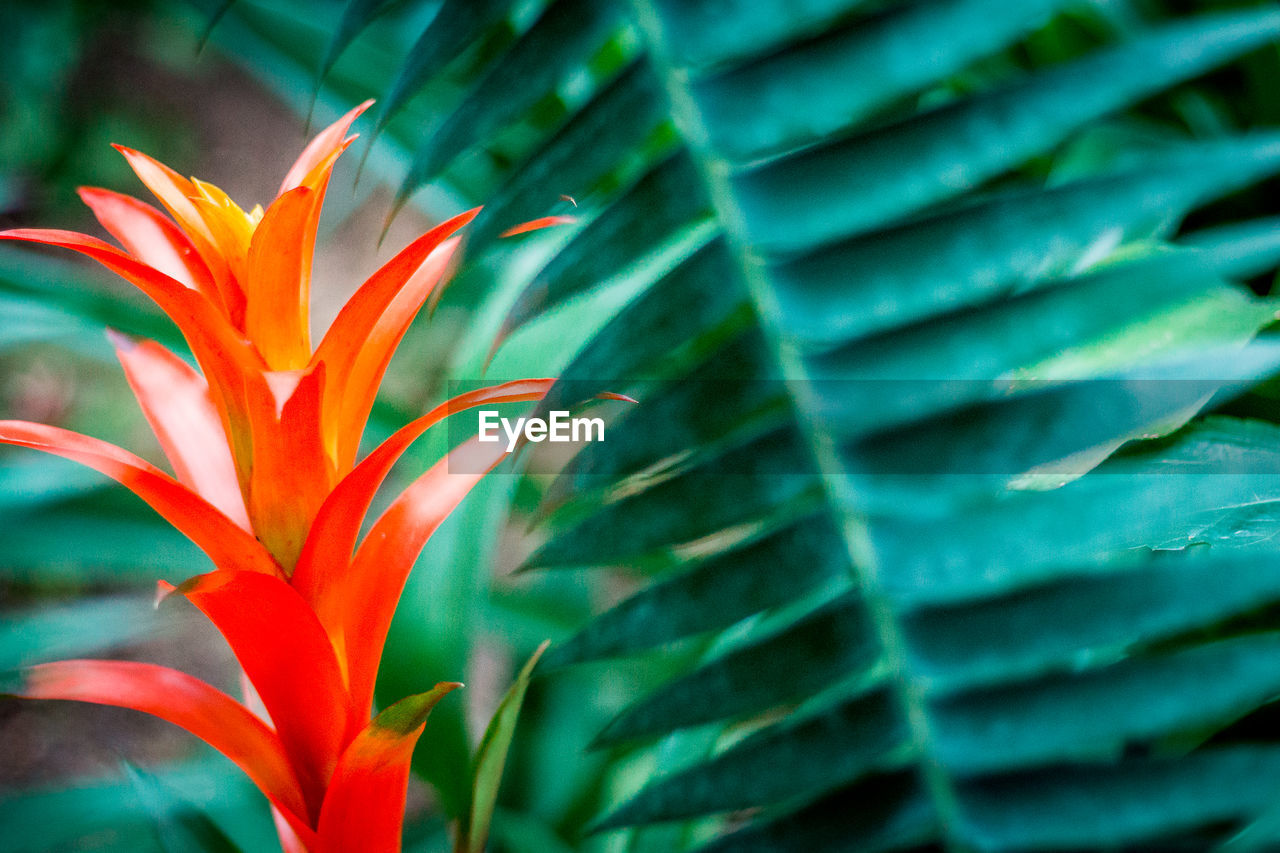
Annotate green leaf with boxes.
[368,0,513,144]
[545,329,781,508]
[847,344,1280,507]
[871,426,1280,608]
[316,0,401,90]
[904,549,1280,694]
[0,593,180,671]
[122,763,245,853]
[527,238,751,421]
[593,594,875,746]
[542,512,846,667]
[806,250,1229,439]
[772,137,1280,347]
[691,0,1071,160]
[959,748,1280,850]
[595,689,905,828]
[932,635,1280,774]
[527,425,819,569]
[395,0,626,206]
[467,60,667,249]
[646,0,869,70]
[500,150,712,339]
[460,640,550,853]
[1181,215,1280,280]
[692,773,932,853]
[731,10,1280,252]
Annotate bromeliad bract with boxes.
[0,101,560,851]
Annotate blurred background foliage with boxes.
[6,0,1280,851]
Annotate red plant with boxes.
[0,102,569,851]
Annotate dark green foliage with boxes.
[8,0,1280,849]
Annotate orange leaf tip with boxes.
[499,215,578,238]
[154,579,178,608]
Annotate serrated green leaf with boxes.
[396,0,625,205]
[934,635,1280,774]
[772,137,1280,347]
[527,425,818,569]
[692,0,1070,160]
[543,512,846,667]
[732,10,1280,252]
[692,773,932,853]
[904,549,1280,694]
[594,594,874,746]
[596,689,904,828]
[468,60,666,249]
[646,0,868,71]
[368,0,513,143]
[502,150,712,338]
[958,748,1280,850]
[527,238,751,423]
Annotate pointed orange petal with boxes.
[499,215,578,237]
[188,196,252,290]
[163,570,351,819]
[0,230,264,487]
[243,363,333,570]
[112,335,250,529]
[245,186,315,369]
[279,100,373,197]
[315,682,461,853]
[341,235,461,470]
[112,146,246,326]
[17,660,312,835]
[76,188,219,301]
[0,420,279,577]
[291,379,554,636]
[313,208,479,471]
[343,437,513,718]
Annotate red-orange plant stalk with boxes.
[0,102,565,851]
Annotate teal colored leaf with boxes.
[693,773,932,853]
[395,0,625,207]
[646,0,869,70]
[1181,214,1280,280]
[933,635,1280,774]
[904,549,1280,694]
[527,425,819,569]
[542,513,846,668]
[368,0,513,144]
[501,150,712,340]
[595,690,904,828]
[316,0,401,89]
[731,10,1280,252]
[593,594,874,746]
[772,136,1280,347]
[468,60,667,249]
[959,748,1280,850]
[692,0,1070,160]
[527,239,751,423]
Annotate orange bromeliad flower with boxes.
[0,102,565,851]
